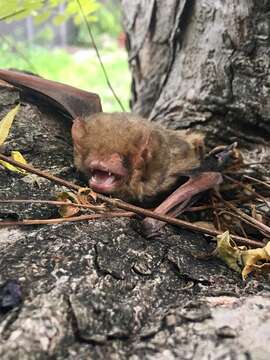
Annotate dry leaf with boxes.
[57,191,80,218]
[78,187,97,202]
[216,231,243,273]
[216,231,270,280]
[0,150,28,174]
[0,104,20,145]
[241,242,270,280]
[0,104,29,174]
[77,192,91,205]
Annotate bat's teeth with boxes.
[90,171,116,186]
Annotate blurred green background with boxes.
[0,0,130,112]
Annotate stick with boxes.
[217,194,270,237]
[224,175,270,210]
[243,175,270,190]
[0,212,134,226]
[0,199,105,211]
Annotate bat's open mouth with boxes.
[87,157,128,193]
[88,165,126,193]
[89,169,122,192]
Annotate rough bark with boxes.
[122,0,270,152]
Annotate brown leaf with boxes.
[57,191,80,218]
[77,187,98,203]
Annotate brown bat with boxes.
[0,69,224,235]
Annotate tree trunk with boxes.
[122,0,270,151]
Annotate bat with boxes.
[0,69,226,235]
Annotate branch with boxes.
[0,153,263,248]
[224,175,270,210]
[217,195,270,237]
[0,212,134,226]
[0,199,105,211]
[243,175,270,190]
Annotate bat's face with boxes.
[71,113,153,201]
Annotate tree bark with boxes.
[122,0,270,150]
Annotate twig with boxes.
[224,175,270,210]
[216,192,270,237]
[0,153,263,248]
[76,0,125,112]
[243,161,270,167]
[217,209,265,236]
[0,199,105,211]
[0,154,80,191]
[186,204,215,212]
[186,198,253,212]
[243,175,270,190]
[0,9,26,21]
[211,192,222,231]
[0,212,134,226]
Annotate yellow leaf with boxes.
[241,241,270,280]
[216,231,243,273]
[0,104,20,145]
[0,151,28,174]
[0,159,20,173]
[215,231,270,280]
[11,151,27,165]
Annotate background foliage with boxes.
[0,0,99,25]
[0,0,130,112]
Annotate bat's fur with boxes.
[72,112,203,203]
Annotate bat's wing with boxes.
[0,69,102,119]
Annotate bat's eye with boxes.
[122,155,130,169]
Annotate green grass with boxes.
[0,41,131,112]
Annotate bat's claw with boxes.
[142,217,165,238]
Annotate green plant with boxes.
[0,0,100,25]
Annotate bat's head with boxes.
[71,113,155,201]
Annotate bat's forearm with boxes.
[143,172,223,236]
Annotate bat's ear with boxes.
[71,118,86,150]
[131,132,152,169]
